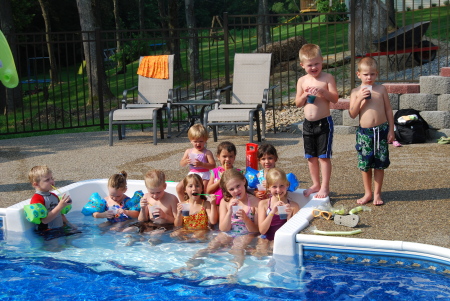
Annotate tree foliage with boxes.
[316,0,348,22]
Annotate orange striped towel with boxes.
[137,55,169,79]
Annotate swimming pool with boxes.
[1,180,450,300]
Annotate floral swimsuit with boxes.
[183,201,209,230]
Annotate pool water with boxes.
[1,213,450,300]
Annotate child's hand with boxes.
[208,195,216,203]
[176,203,183,213]
[255,190,267,199]
[358,88,370,101]
[60,194,72,205]
[305,86,318,96]
[190,158,201,167]
[116,208,125,215]
[140,197,148,208]
[285,203,292,214]
[387,131,395,144]
[105,210,115,219]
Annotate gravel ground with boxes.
[1,126,449,249]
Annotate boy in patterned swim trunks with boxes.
[349,57,395,205]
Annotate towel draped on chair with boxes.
[137,55,169,79]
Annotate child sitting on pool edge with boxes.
[171,174,217,241]
[28,165,79,239]
[92,171,140,230]
[135,169,178,233]
[176,124,216,202]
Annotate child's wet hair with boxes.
[28,165,52,184]
[219,169,248,202]
[145,169,166,189]
[357,57,378,72]
[217,141,237,156]
[108,171,128,190]
[258,143,278,160]
[266,168,289,187]
[187,124,209,141]
[299,44,322,62]
[182,174,206,201]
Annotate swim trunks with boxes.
[303,116,334,159]
[355,122,390,172]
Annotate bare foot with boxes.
[373,195,384,206]
[314,188,329,199]
[303,185,320,197]
[357,194,372,204]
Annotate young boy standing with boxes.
[349,57,395,205]
[295,44,339,198]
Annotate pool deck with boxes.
[0,129,449,249]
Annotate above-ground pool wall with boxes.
[272,191,331,262]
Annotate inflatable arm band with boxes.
[0,30,19,88]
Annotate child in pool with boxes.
[28,165,76,234]
[92,171,140,230]
[206,141,240,206]
[179,169,259,271]
[254,143,278,199]
[171,174,217,241]
[136,169,178,233]
[176,124,216,202]
[254,168,300,256]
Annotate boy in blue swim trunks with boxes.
[349,57,395,205]
[295,44,339,198]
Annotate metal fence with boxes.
[1,1,449,135]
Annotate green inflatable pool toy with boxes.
[61,204,72,215]
[0,30,19,88]
[24,203,48,224]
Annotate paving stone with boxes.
[420,76,450,94]
[383,83,420,94]
[399,94,438,111]
[437,94,450,111]
[331,109,343,125]
[420,111,450,129]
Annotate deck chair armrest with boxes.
[214,85,232,109]
[262,85,278,103]
[167,86,181,104]
[121,86,138,106]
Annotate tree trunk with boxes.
[157,0,182,71]
[0,0,22,114]
[185,0,202,85]
[385,0,397,31]
[257,0,271,48]
[76,0,115,105]
[113,0,126,73]
[37,0,59,89]
[350,0,389,56]
[139,0,144,34]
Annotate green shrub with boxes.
[445,0,450,5]
[418,5,423,9]
[406,7,411,11]
[316,0,349,22]
[110,38,150,65]
[432,3,437,7]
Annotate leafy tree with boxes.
[271,0,300,14]
[316,0,348,22]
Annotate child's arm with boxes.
[193,150,216,170]
[317,74,339,103]
[286,201,299,220]
[206,174,220,194]
[241,196,259,232]
[349,87,366,119]
[37,194,71,224]
[180,149,190,167]
[382,86,395,143]
[294,77,308,108]
[257,199,273,235]
[138,196,149,222]
[205,200,217,225]
[219,199,233,231]
[123,209,139,219]
[174,202,183,227]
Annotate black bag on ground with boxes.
[394,109,429,144]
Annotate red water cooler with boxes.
[246,143,259,170]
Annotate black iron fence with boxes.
[1,1,449,135]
